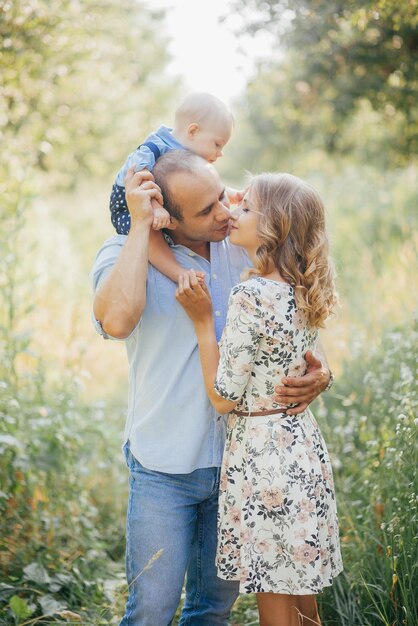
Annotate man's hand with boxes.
[125,167,163,228]
[274,351,330,416]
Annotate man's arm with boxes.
[274,338,331,416]
[93,169,162,339]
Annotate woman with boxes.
[176,173,343,626]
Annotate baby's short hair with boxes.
[154,150,207,222]
[175,92,234,129]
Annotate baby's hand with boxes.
[179,269,206,284]
[226,186,246,206]
[152,205,172,230]
[195,271,205,284]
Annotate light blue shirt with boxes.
[115,125,185,186]
[91,235,250,473]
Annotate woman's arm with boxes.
[194,318,238,414]
[176,272,238,414]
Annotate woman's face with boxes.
[229,186,262,253]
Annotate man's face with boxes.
[168,165,231,243]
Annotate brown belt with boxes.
[231,408,289,417]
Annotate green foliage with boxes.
[0,366,127,625]
[224,0,418,165]
[0,0,177,188]
[317,316,418,625]
[229,594,259,625]
[310,162,418,334]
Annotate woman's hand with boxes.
[176,270,213,325]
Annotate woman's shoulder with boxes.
[232,276,293,300]
[230,276,299,324]
[228,280,264,319]
[228,276,293,316]
[230,278,263,303]
[248,275,293,290]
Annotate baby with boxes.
[109,92,239,282]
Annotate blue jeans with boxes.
[120,444,239,626]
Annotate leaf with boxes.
[48,572,75,593]
[23,562,51,585]
[58,610,82,621]
[9,595,33,619]
[39,594,67,615]
[0,434,20,448]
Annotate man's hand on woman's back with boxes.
[274,351,330,416]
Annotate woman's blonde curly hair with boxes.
[246,173,338,328]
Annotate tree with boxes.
[225,0,418,163]
[0,0,177,186]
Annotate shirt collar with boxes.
[156,125,185,149]
[163,232,215,263]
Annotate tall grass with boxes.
[0,180,127,625]
[0,365,128,625]
[317,316,418,625]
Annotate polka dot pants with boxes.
[110,183,131,234]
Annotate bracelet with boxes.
[323,370,334,392]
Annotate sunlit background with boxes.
[1,1,417,624]
[143,0,275,103]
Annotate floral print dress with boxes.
[214,276,343,594]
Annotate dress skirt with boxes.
[216,409,343,594]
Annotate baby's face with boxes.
[188,118,233,163]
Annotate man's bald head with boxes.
[153,149,230,245]
[153,150,210,222]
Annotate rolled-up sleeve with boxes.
[214,285,262,402]
[90,235,127,340]
[91,235,127,291]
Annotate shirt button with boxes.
[188,252,195,257]
[212,273,218,279]
[215,310,221,317]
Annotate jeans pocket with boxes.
[123,441,133,469]
[123,442,144,473]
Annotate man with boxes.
[92,151,332,625]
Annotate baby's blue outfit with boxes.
[110,125,185,234]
